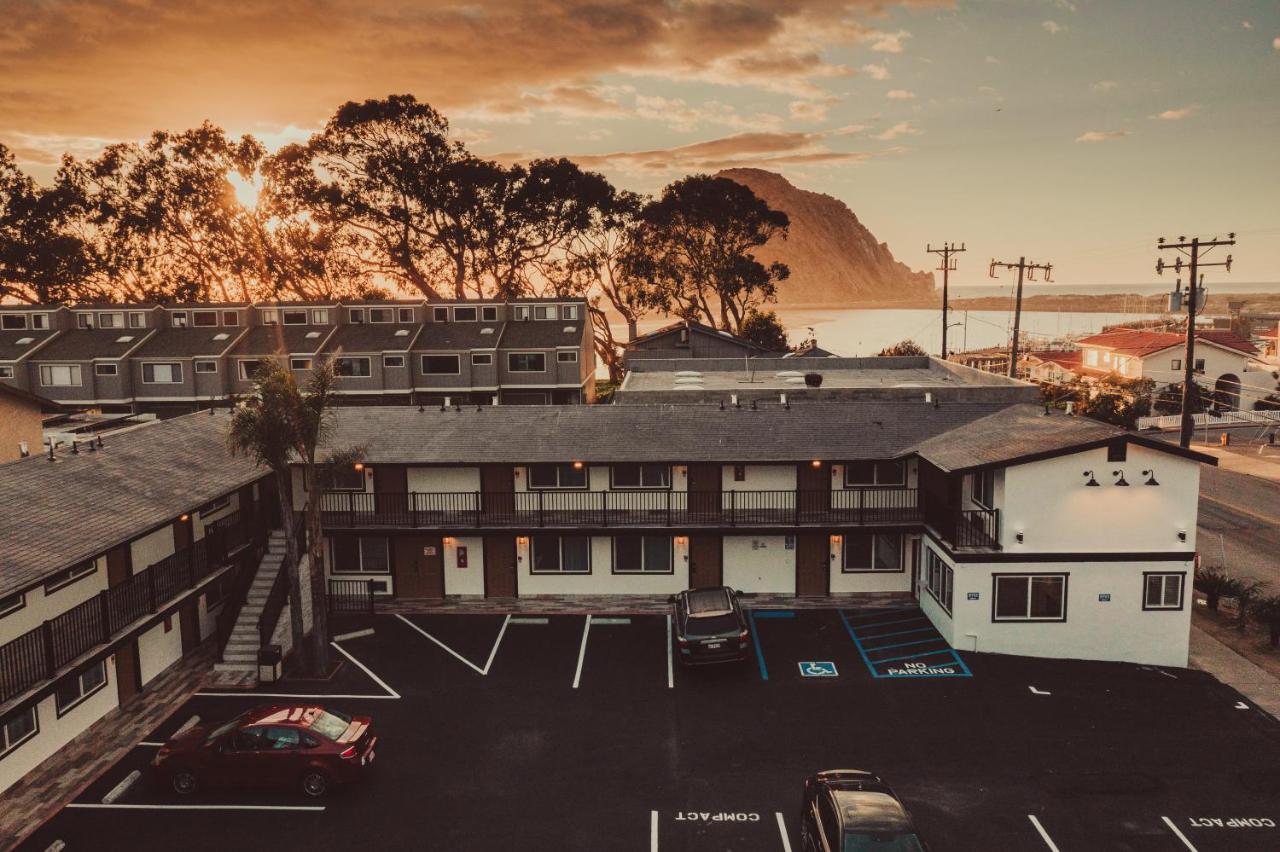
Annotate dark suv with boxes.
[800,770,926,851]
[672,586,750,664]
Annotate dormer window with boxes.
[261,309,279,325]
[283,309,307,325]
[453,307,477,322]
[398,308,414,323]
[562,305,579,321]
[171,312,188,328]
[433,307,449,322]
[193,310,218,327]
[349,308,365,324]
[369,307,392,323]
[310,309,329,324]
[31,314,49,330]
[1,315,25,330]
[481,306,498,322]
[98,312,123,329]
[222,311,240,326]
[128,312,146,328]
[514,306,530,321]
[77,313,94,329]
[534,305,554,320]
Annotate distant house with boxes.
[1024,350,1082,385]
[1075,329,1266,410]
[624,320,777,365]
[948,347,1010,376]
[787,340,838,358]
[0,384,56,463]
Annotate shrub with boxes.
[1233,579,1270,631]
[1194,566,1235,611]
[1252,595,1280,648]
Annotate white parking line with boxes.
[481,614,511,674]
[138,742,164,747]
[66,803,325,812]
[573,615,592,689]
[651,809,659,852]
[775,812,793,852]
[1027,815,1060,851]
[395,613,487,675]
[102,770,140,804]
[331,639,402,697]
[1162,816,1199,851]
[665,615,674,689]
[199,640,400,700]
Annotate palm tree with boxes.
[227,362,307,670]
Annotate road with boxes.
[1195,448,1280,589]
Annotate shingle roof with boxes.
[0,383,59,410]
[322,324,421,354]
[32,329,156,361]
[498,320,585,348]
[228,326,332,356]
[132,328,245,358]
[1077,329,1258,358]
[0,330,59,361]
[629,320,772,353]
[413,322,505,350]
[0,412,263,597]
[1027,350,1082,369]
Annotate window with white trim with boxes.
[993,574,1067,621]
[533,305,554,320]
[170,311,188,328]
[193,311,218,327]
[844,460,906,487]
[1143,573,1184,610]
[97,312,123,329]
[971,469,995,509]
[310,309,329,325]
[398,308,414,323]
[514,306,530,321]
[557,350,578,363]
[369,308,392,323]
[528,463,587,489]
[0,592,24,619]
[508,352,545,372]
[194,360,217,373]
[383,354,405,368]
[481,306,498,322]
[333,356,371,377]
[289,358,312,371]
[55,660,107,716]
[1,315,25,330]
[531,534,590,574]
[610,464,670,489]
[348,308,365,324]
[924,549,953,614]
[239,359,271,380]
[433,307,449,322]
[358,537,390,573]
[76,313,93,329]
[562,304,579,320]
[1,706,37,758]
[260,309,279,325]
[31,313,49,330]
[222,311,240,326]
[0,366,12,379]
[613,535,672,574]
[142,362,182,383]
[421,355,460,374]
[94,363,118,376]
[1170,358,1181,371]
[40,365,81,387]
[842,533,901,572]
[471,353,493,366]
[453,307,477,322]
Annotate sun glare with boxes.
[228,172,261,208]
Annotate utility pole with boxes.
[1156,233,1235,448]
[927,242,965,359]
[989,256,1053,379]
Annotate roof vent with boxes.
[675,370,703,378]
[212,333,229,341]
[16,337,33,345]
[563,325,576,333]
[305,331,321,339]
[480,328,495,335]
[394,329,410,337]
[785,376,806,384]
[674,376,704,385]
[776,370,804,378]
[115,335,134,343]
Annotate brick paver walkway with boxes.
[0,644,216,852]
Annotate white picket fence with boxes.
[1138,409,1280,431]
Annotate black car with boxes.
[671,586,750,664]
[800,770,926,852]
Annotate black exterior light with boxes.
[1112,469,1130,486]
[1143,469,1160,486]
[1083,470,1100,486]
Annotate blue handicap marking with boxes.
[799,661,838,678]
[839,609,972,679]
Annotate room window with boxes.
[31,313,49,330]
[123,312,141,329]
[260,309,279,325]
[142,362,182,384]
[309,309,329,325]
[508,352,545,372]
[198,495,231,516]
[44,559,97,593]
[1170,358,1181,371]
[193,311,218,327]
[76,313,93,329]
[421,355,460,374]
[971,469,995,509]
[1194,358,1205,373]
[481,306,498,322]
[238,359,271,380]
[1,706,38,758]
[39,365,81,387]
[1084,349,1097,366]
[282,309,307,325]
[94,363,118,376]
[55,660,107,716]
[531,534,591,574]
[398,308,414,323]
[333,357,371,377]
[0,366,12,379]
[844,460,906,487]
[358,537,390,573]
[613,535,672,574]
[222,311,240,326]
[320,467,365,491]
[610,464,671,489]
[1,315,25,330]
[348,309,365,324]
[514,306,531,321]
[433,307,449,322]
[1107,441,1127,463]
[993,574,1067,622]
[97,312,123,329]
[528,463,588,489]
[1143,573,1185,611]
[471,353,493,366]
[369,308,392,323]
[842,534,901,572]
[383,355,405,368]
[562,305,579,321]
[170,312,188,328]
[194,360,217,374]
[0,592,24,619]
[924,549,953,614]
[453,307,477,322]
[289,358,312,371]
[557,351,578,363]
[533,305,554,320]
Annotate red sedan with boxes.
[151,704,377,798]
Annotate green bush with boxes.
[1252,595,1280,648]
[1194,566,1235,611]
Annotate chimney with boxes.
[1066,401,1075,415]
[627,318,638,342]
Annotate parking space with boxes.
[17,608,1280,851]
[840,607,972,679]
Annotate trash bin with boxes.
[258,644,283,683]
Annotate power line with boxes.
[927,241,965,359]
[988,256,1053,378]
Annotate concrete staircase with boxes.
[213,530,286,680]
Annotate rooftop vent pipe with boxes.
[804,372,823,388]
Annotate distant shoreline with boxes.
[776,291,1280,315]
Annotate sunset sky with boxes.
[2,0,1277,288]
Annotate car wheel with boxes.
[300,770,330,798]
[171,769,198,796]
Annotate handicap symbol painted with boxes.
[799,661,838,678]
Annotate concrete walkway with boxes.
[377,591,915,615]
[1189,625,1280,720]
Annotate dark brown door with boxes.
[374,464,408,520]
[688,534,722,588]
[686,463,722,523]
[481,465,516,523]
[395,534,445,598]
[115,640,142,704]
[178,600,200,652]
[174,515,194,553]
[795,532,829,596]
[483,534,518,597]
[797,463,831,521]
[106,544,132,587]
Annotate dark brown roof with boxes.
[0,330,59,361]
[499,320,585,348]
[132,328,246,358]
[629,320,771,353]
[0,412,263,597]
[228,325,333,356]
[413,322,505,350]
[32,329,156,361]
[322,323,421,354]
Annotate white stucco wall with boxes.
[722,535,795,593]
[443,536,486,595]
[1000,444,1200,553]
[193,492,239,538]
[0,556,108,645]
[130,526,175,573]
[137,616,184,685]
[828,534,913,593]
[515,535,688,595]
[407,466,482,493]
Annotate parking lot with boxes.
[17,606,1280,851]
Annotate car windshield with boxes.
[842,832,925,852]
[685,613,739,637]
[204,713,247,746]
[307,708,354,741]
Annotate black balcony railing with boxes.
[328,579,376,616]
[320,488,923,530]
[0,517,252,707]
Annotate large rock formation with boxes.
[716,168,935,304]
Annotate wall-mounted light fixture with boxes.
[179,514,190,522]
[1112,469,1130,487]
[517,535,529,545]
[674,536,688,545]
[1082,470,1100,487]
[1142,469,1160,486]
[443,536,455,545]
[1015,531,1025,543]
[1177,530,1187,542]
[354,462,364,472]
[572,460,584,470]
[811,459,822,469]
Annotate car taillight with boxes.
[738,630,749,641]
[157,745,171,757]
[677,638,689,648]
[339,746,358,760]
